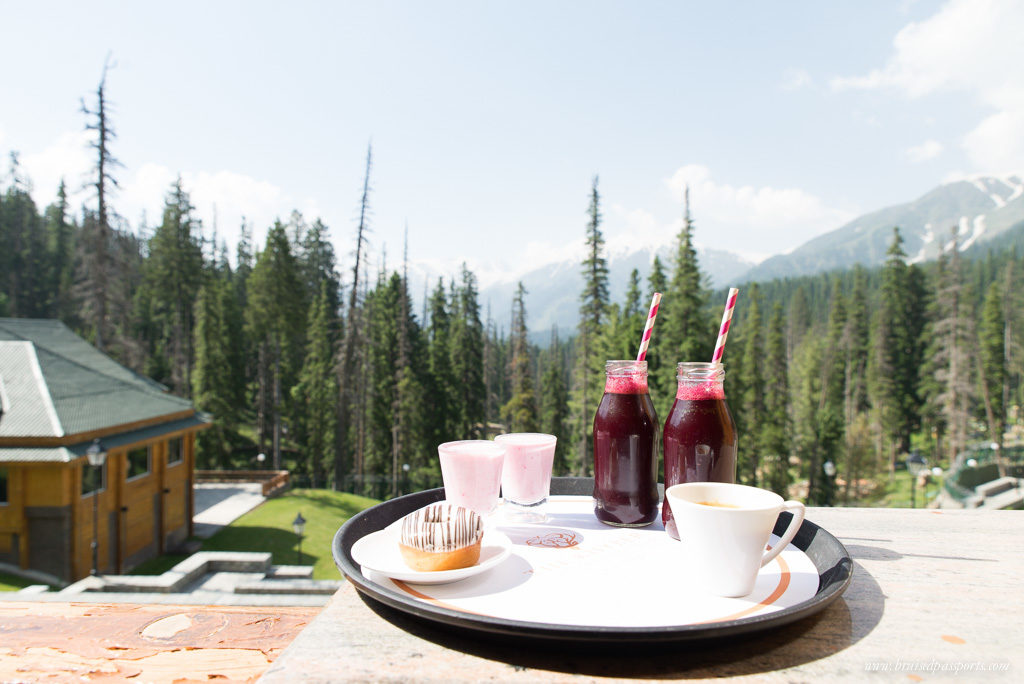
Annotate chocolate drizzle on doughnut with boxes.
[400,503,483,552]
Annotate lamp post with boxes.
[292,512,306,565]
[823,460,837,507]
[929,466,943,507]
[85,439,107,576]
[256,452,266,470]
[907,453,927,508]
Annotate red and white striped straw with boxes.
[711,288,739,364]
[636,292,662,362]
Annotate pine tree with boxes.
[871,228,925,471]
[842,266,871,502]
[193,271,244,468]
[598,269,646,362]
[815,287,848,505]
[138,178,205,396]
[845,266,871,416]
[363,269,429,497]
[297,217,341,321]
[292,283,339,488]
[449,264,486,438]
[624,268,643,319]
[978,281,1005,451]
[482,308,503,426]
[427,279,457,444]
[659,186,709,406]
[647,256,667,298]
[246,222,305,469]
[737,283,765,486]
[44,180,76,320]
[762,304,791,497]
[570,176,610,475]
[502,282,538,432]
[0,160,47,318]
[787,285,811,364]
[539,328,571,474]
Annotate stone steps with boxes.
[976,477,1019,498]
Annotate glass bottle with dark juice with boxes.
[662,362,737,539]
[593,360,659,527]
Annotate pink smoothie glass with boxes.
[438,440,506,517]
[495,433,557,523]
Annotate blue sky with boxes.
[1,0,1021,286]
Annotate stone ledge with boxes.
[61,552,275,594]
[267,565,315,579]
[234,579,342,595]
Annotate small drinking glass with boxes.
[495,433,557,523]
[438,440,505,517]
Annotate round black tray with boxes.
[333,478,853,644]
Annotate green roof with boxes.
[0,318,196,439]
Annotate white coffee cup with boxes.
[665,482,806,597]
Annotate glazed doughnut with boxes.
[398,503,483,571]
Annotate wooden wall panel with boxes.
[24,467,68,507]
[74,459,117,577]
[0,467,23,532]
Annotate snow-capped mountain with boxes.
[405,175,1024,340]
[740,175,1024,282]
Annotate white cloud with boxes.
[963,106,1024,172]
[605,205,670,257]
[9,129,314,260]
[18,130,93,202]
[663,164,856,256]
[906,139,944,163]
[781,68,812,91]
[831,0,1024,173]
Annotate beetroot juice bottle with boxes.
[593,360,659,527]
[662,362,737,539]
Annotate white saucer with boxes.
[351,519,512,585]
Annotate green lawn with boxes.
[201,488,378,579]
[862,468,945,508]
[130,489,378,580]
[0,570,38,592]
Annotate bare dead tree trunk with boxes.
[80,56,120,352]
[273,336,282,471]
[256,342,268,457]
[336,143,373,491]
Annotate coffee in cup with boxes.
[665,482,805,597]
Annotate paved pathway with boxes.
[193,482,266,538]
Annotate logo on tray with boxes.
[525,531,579,549]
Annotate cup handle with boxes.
[760,501,805,567]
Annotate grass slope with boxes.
[202,489,377,580]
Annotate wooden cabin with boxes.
[0,318,210,582]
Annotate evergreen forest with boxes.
[3,74,1023,506]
